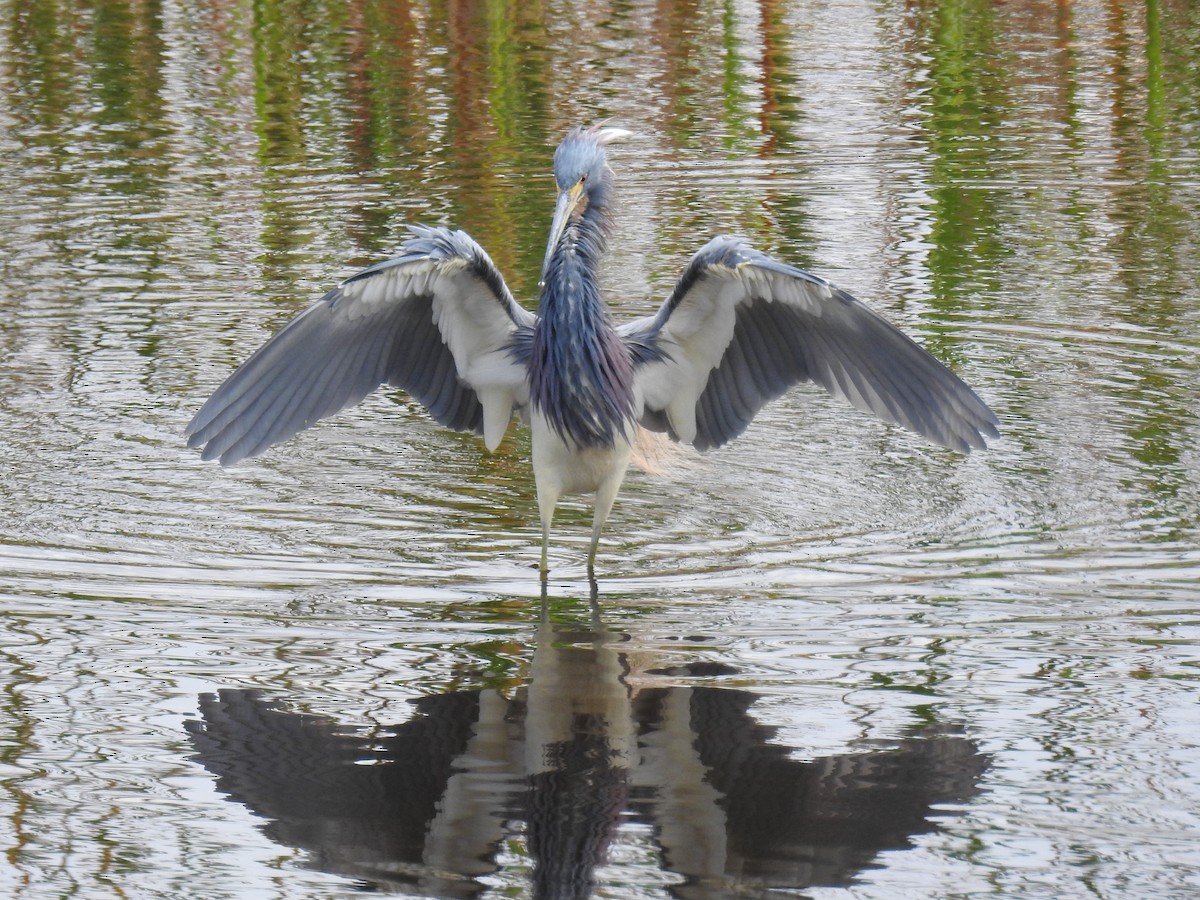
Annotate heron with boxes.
[187,125,999,577]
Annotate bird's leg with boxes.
[536,482,558,578]
[586,523,602,578]
[586,465,627,579]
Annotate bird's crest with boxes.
[591,124,633,145]
[559,123,632,152]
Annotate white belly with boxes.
[530,413,634,498]
[529,411,638,572]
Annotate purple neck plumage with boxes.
[529,188,636,449]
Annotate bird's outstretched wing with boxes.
[622,236,999,453]
[187,226,534,465]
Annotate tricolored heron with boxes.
[187,125,999,576]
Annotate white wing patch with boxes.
[630,237,998,454]
[187,228,533,465]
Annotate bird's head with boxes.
[541,125,632,282]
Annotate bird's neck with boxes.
[531,210,635,449]
[550,200,610,280]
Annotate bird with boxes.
[186,124,999,578]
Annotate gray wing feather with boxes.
[624,236,998,453]
[187,226,533,465]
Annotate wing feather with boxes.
[624,236,998,453]
[187,226,533,465]
[224,316,384,463]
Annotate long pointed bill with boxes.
[540,183,584,284]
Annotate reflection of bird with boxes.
[186,125,999,575]
[186,648,988,896]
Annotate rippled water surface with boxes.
[2,0,1199,897]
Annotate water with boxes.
[1,0,1198,896]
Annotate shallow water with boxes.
[1,0,1199,897]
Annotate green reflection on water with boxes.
[913,0,1012,305]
